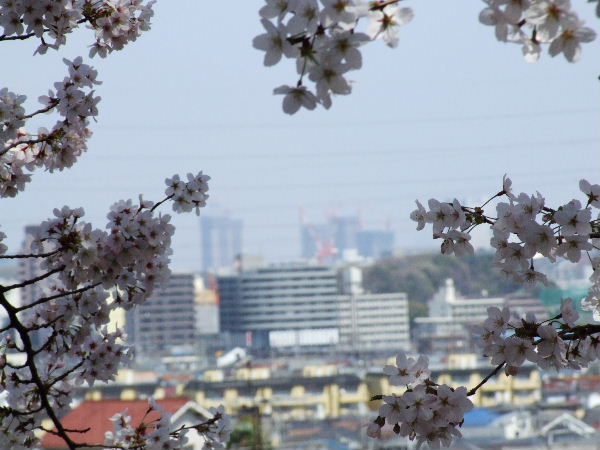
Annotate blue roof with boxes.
[463,408,501,426]
[302,439,348,450]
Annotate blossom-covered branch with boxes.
[410,177,600,303]
[0,58,100,198]
[253,0,597,114]
[0,1,155,57]
[0,173,231,450]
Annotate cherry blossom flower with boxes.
[260,0,292,20]
[253,19,298,66]
[560,297,579,327]
[366,5,414,48]
[582,284,600,321]
[525,0,576,41]
[548,20,597,61]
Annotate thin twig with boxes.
[150,194,173,213]
[0,250,59,260]
[0,32,37,41]
[16,282,101,312]
[0,136,51,157]
[467,362,506,396]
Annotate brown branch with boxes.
[18,99,59,120]
[0,17,88,42]
[369,0,402,11]
[0,250,59,260]
[0,135,51,157]
[16,282,101,312]
[0,32,37,41]
[0,292,79,450]
[49,360,84,387]
[39,425,91,435]
[150,194,173,213]
[467,362,506,396]
[558,323,600,341]
[0,265,64,293]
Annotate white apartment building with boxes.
[414,279,549,354]
[414,279,504,353]
[218,264,410,353]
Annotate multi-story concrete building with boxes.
[414,279,550,354]
[126,273,215,359]
[187,365,369,420]
[414,279,504,353]
[367,353,542,409]
[218,265,410,353]
[338,292,410,353]
[338,266,410,353]
[200,215,242,273]
[218,264,343,349]
[505,294,549,321]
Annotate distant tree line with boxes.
[362,252,526,322]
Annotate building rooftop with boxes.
[40,397,191,449]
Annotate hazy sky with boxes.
[0,0,598,270]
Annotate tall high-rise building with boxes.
[300,215,394,262]
[356,230,394,259]
[17,225,56,348]
[331,216,360,257]
[18,225,46,308]
[200,215,242,273]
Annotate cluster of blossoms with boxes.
[255,0,597,113]
[368,352,474,449]
[479,0,597,62]
[0,2,233,448]
[104,400,232,450]
[0,172,224,449]
[368,299,600,449]
[0,0,155,57]
[197,406,233,450]
[410,177,600,315]
[475,299,600,373]
[253,0,413,114]
[165,172,211,215]
[369,177,600,448]
[0,57,100,197]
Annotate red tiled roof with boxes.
[41,397,190,449]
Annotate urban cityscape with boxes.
[0,0,596,448]
[2,213,597,450]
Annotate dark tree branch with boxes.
[0,32,37,41]
[16,282,101,312]
[0,266,64,293]
[0,292,79,450]
[467,362,506,396]
[18,99,59,120]
[0,250,59,260]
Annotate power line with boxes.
[87,137,599,161]
[23,165,597,193]
[97,107,599,132]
